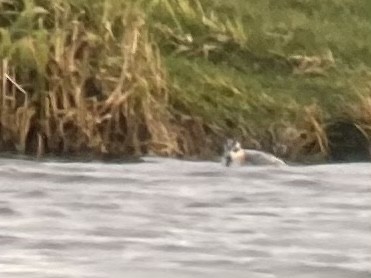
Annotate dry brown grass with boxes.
[342,94,371,142]
[0,8,188,158]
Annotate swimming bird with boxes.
[223,139,286,167]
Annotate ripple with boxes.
[284,178,321,187]
[0,207,19,216]
[37,209,67,218]
[26,239,126,251]
[236,211,280,217]
[87,227,165,239]
[16,190,49,199]
[0,235,21,245]
[186,171,224,177]
[61,202,121,211]
[186,202,225,208]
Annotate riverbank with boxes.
[0,0,370,162]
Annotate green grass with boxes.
[144,0,371,159]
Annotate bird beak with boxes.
[225,155,232,167]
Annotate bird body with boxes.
[224,139,286,167]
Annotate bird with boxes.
[223,139,286,167]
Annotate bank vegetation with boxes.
[0,0,371,162]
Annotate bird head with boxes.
[223,139,243,166]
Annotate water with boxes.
[0,157,370,278]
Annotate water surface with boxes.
[0,157,370,278]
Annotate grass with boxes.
[0,0,370,162]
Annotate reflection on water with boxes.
[0,157,370,278]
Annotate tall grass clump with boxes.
[0,0,188,157]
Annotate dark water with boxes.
[0,157,370,278]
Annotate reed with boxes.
[0,0,186,157]
[343,94,371,140]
